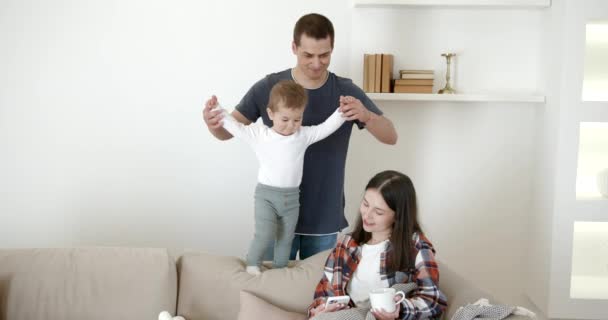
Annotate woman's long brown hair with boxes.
[351,170,422,272]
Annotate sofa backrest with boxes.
[0,247,495,320]
[438,261,494,318]
[177,249,329,320]
[0,247,177,320]
[176,250,493,320]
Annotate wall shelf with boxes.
[366,93,546,103]
[352,0,551,8]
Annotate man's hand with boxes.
[339,95,372,123]
[339,95,397,145]
[202,95,224,129]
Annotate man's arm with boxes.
[339,96,397,145]
[363,112,398,145]
[202,95,252,140]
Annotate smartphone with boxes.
[325,295,351,309]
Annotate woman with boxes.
[308,170,447,320]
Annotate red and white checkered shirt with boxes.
[308,233,447,320]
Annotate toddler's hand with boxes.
[203,95,224,129]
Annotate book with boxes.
[395,79,433,86]
[363,54,370,92]
[381,54,393,93]
[374,53,382,93]
[399,69,434,74]
[394,85,434,93]
[367,54,376,93]
[400,73,434,79]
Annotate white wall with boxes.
[1,0,543,304]
[527,0,565,314]
[344,102,537,303]
[347,5,542,303]
[0,0,353,254]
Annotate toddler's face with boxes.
[268,103,305,136]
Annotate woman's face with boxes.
[360,188,395,235]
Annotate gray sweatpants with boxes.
[246,183,299,268]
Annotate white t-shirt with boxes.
[221,108,345,188]
[347,240,389,308]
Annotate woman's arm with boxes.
[307,250,337,316]
[398,235,448,320]
[307,235,358,318]
[308,274,332,318]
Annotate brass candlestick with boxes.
[438,53,456,94]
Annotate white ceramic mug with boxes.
[369,287,406,312]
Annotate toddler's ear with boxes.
[267,107,275,120]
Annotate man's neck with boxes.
[291,67,328,90]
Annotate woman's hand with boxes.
[309,302,350,319]
[371,296,401,320]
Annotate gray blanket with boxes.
[450,299,536,320]
[451,304,515,320]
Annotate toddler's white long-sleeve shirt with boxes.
[221,108,345,188]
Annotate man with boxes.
[203,13,397,260]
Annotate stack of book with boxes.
[394,70,434,93]
[363,53,393,93]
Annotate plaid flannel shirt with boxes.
[308,233,447,320]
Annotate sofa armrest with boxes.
[0,247,177,320]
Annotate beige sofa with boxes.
[0,247,534,320]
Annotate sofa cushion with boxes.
[177,249,329,320]
[0,247,177,320]
[237,290,307,320]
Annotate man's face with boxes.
[292,34,333,81]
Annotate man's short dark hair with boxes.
[293,13,334,48]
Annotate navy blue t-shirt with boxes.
[236,69,382,234]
